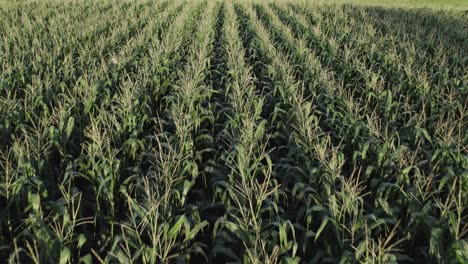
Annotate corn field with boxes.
[0,0,467,263]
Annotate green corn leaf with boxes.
[59,248,71,264]
[315,217,329,242]
[186,220,208,241]
[168,215,188,240]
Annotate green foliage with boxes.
[0,0,466,263]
